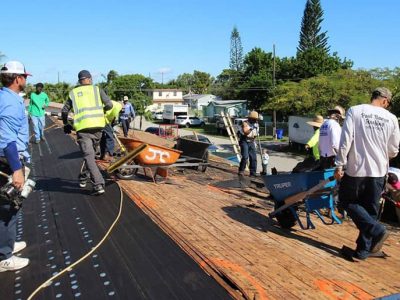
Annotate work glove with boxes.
[64,124,73,134]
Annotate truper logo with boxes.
[273,182,292,189]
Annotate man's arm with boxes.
[334,109,354,179]
[44,93,50,107]
[388,117,400,159]
[99,89,113,111]
[61,98,73,125]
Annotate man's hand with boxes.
[334,167,344,181]
[12,169,25,191]
[64,124,73,134]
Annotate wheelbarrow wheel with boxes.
[193,151,209,172]
[274,201,297,229]
[115,166,138,179]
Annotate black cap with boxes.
[78,70,92,81]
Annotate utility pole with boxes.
[57,71,60,84]
[272,44,277,139]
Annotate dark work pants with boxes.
[338,174,385,255]
[77,131,105,187]
[121,118,131,137]
[239,140,257,176]
[320,156,336,169]
[100,124,115,156]
[0,204,19,260]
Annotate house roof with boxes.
[183,94,216,100]
[210,100,247,107]
[151,89,182,92]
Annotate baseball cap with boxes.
[0,61,31,76]
[328,105,345,119]
[78,70,92,80]
[373,87,392,101]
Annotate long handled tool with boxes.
[269,176,335,218]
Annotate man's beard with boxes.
[18,81,26,92]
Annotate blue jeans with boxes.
[338,174,386,256]
[31,115,45,141]
[239,140,257,176]
[0,203,19,261]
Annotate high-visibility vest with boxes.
[69,85,106,131]
[105,100,122,124]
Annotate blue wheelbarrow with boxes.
[262,169,342,229]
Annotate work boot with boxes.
[35,140,40,144]
[0,256,30,272]
[92,184,105,196]
[371,230,389,253]
[13,241,27,254]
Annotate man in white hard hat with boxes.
[238,111,260,177]
[120,96,135,137]
[0,61,31,271]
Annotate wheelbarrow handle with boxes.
[269,176,335,218]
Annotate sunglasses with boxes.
[18,74,28,79]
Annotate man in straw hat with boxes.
[306,115,324,161]
[238,111,260,177]
[335,87,400,259]
[319,105,345,169]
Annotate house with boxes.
[146,89,184,112]
[183,94,220,110]
[203,100,248,121]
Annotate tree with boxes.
[297,0,329,54]
[192,70,213,94]
[230,26,244,71]
[211,69,243,100]
[240,48,274,109]
[107,70,119,84]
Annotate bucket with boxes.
[276,129,284,139]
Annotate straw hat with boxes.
[306,115,324,127]
[328,105,345,119]
[247,111,259,119]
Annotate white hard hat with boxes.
[0,61,31,76]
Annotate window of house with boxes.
[159,91,162,97]
[173,91,177,96]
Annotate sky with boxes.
[1,0,400,84]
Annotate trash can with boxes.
[276,129,284,139]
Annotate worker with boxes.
[61,70,113,195]
[305,115,324,162]
[120,96,135,137]
[335,87,400,260]
[28,83,50,143]
[319,105,345,169]
[0,61,31,271]
[238,111,259,177]
[100,100,122,161]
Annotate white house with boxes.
[183,94,221,110]
[146,89,184,112]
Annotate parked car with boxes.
[216,117,247,134]
[145,127,166,136]
[152,112,163,120]
[175,115,205,128]
[183,134,221,152]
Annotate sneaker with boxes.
[35,140,40,144]
[13,241,27,254]
[0,256,29,272]
[79,180,87,188]
[371,230,389,253]
[41,136,46,141]
[92,185,105,196]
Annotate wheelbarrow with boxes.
[262,169,342,229]
[111,137,183,180]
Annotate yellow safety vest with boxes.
[105,100,122,124]
[70,85,106,131]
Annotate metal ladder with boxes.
[220,111,241,163]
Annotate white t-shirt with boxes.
[335,104,400,177]
[319,119,342,157]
